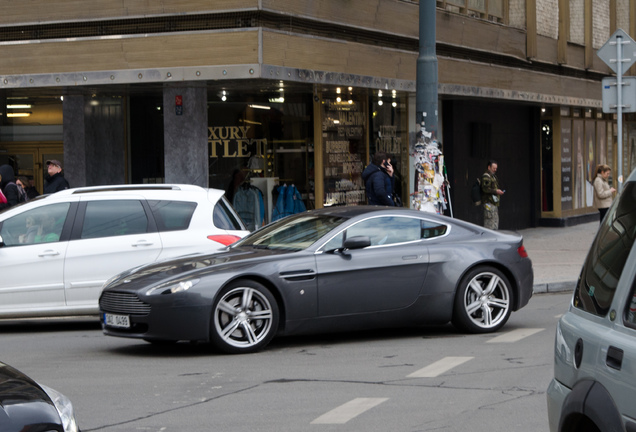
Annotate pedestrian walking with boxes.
[0,164,23,211]
[480,160,505,230]
[362,152,395,206]
[593,164,616,223]
[43,159,69,194]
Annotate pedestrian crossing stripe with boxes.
[310,398,389,424]
[486,328,544,343]
[407,356,474,378]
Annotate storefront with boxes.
[0,82,410,228]
[540,106,621,225]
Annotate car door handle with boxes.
[132,241,154,247]
[606,345,624,370]
[38,250,60,257]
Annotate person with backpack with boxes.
[480,160,505,230]
[0,164,24,211]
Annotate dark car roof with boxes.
[0,361,62,432]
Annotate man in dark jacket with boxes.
[362,152,395,206]
[0,164,23,211]
[44,159,70,194]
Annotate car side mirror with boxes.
[343,236,371,250]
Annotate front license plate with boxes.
[104,313,130,328]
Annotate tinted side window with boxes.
[81,200,148,239]
[0,203,70,246]
[345,216,422,246]
[574,182,636,316]
[214,197,244,230]
[148,200,196,232]
[422,220,448,239]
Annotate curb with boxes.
[533,281,576,294]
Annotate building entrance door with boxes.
[0,142,63,194]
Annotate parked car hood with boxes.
[103,246,296,290]
[0,362,62,432]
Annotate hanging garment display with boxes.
[272,184,306,221]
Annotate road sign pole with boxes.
[617,35,623,191]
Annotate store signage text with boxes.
[375,126,402,154]
[208,126,267,158]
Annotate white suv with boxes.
[547,169,636,431]
[0,184,248,319]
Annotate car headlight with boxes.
[146,279,200,295]
[40,383,79,432]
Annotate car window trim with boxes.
[70,198,158,241]
[315,214,451,254]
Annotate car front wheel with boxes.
[210,280,279,354]
[452,266,513,333]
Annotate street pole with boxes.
[616,35,624,191]
[417,0,438,138]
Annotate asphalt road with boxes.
[0,291,570,432]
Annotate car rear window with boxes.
[213,197,244,231]
[148,200,197,232]
[574,182,636,316]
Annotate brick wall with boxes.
[617,0,630,33]
[570,0,585,44]
[537,0,559,39]
[593,0,610,48]
[509,0,526,29]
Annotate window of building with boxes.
[436,0,505,23]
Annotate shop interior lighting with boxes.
[336,97,341,103]
[7,104,32,109]
[268,97,285,103]
[348,100,353,104]
[7,112,31,117]
[336,87,341,94]
[378,90,383,97]
[392,102,397,107]
[248,104,271,110]
[378,100,384,106]
[348,87,353,91]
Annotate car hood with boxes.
[0,362,62,432]
[103,246,296,291]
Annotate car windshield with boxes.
[574,181,636,316]
[234,213,346,251]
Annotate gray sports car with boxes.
[99,206,534,354]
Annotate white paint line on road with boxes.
[311,398,389,424]
[486,328,544,343]
[406,356,474,378]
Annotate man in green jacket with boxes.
[481,160,505,230]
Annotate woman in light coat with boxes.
[593,164,616,223]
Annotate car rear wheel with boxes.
[210,280,279,354]
[452,266,512,333]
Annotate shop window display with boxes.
[207,92,313,226]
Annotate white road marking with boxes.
[310,397,388,424]
[406,356,474,378]
[487,328,544,343]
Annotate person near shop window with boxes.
[362,152,395,206]
[43,160,70,195]
[480,160,505,230]
[0,164,23,211]
[593,164,616,223]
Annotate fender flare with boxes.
[559,379,623,432]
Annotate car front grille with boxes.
[100,291,151,316]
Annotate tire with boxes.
[452,266,513,333]
[210,280,279,354]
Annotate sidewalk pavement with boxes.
[516,221,598,294]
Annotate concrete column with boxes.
[163,84,208,187]
[62,95,87,188]
[63,95,126,188]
